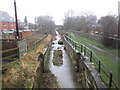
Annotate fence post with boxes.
[68,37,70,42]
[84,47,86,56]
[66,36,68,40]
[81,45,83,52]
[90,51,92,62]
[74,42,76,49]
[109,73,113,88]
[98,61,101,72]
[72,40,74,47]
[73,41,74,48]
[27,45,28,53]
[76,52,80,72]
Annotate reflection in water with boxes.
[49,31,76,88]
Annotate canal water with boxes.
[49,30,78,88]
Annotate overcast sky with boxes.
[0,0,119,25]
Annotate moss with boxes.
[26,84,33,88]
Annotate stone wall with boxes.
[43,43,51,66]
[63,36,106,89]
[33,42,51,88]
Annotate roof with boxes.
[23,29,31,31]
[0,11,15,22]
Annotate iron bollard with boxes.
[109,72,113,88]
[90,51,92,62]
[98,61,101,72]
[84,47,86,56]
[75,42,76,49]
[81,45,83,52]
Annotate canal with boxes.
[49,30,79,88]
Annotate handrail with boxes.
[64,34,118,88]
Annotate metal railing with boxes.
[64,34,118,89]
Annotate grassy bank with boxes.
[72,33,119,56]
[68,33,119,88]
[2,34,52,88]
[34,43,60,88]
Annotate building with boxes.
[0,11,16,31]
[0,11,16,39]
[0,11,34,39]
[118,1,120,16]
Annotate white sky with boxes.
[0,0,119,25]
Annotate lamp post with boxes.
[14,0,19,39]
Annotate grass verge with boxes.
[72,33,119,56]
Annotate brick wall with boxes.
[21,31,34,39]
[0,21,16,31]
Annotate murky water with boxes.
[49,31,77,88]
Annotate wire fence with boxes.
[65,34,118,89]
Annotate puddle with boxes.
[49,31,77,88]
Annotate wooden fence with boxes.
[1,34,48,61]
[65,35,118,89]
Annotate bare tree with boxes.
[18,20,25,30]
[36,16,55,34]
[63,11,97,33]
[98,15,118,47]
[98,15,117,37]
[63,10,75,30]
[24,16,28,27]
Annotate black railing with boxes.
[64,35,118,89]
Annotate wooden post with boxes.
[27,45,28,53]
[14,0,19,39]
